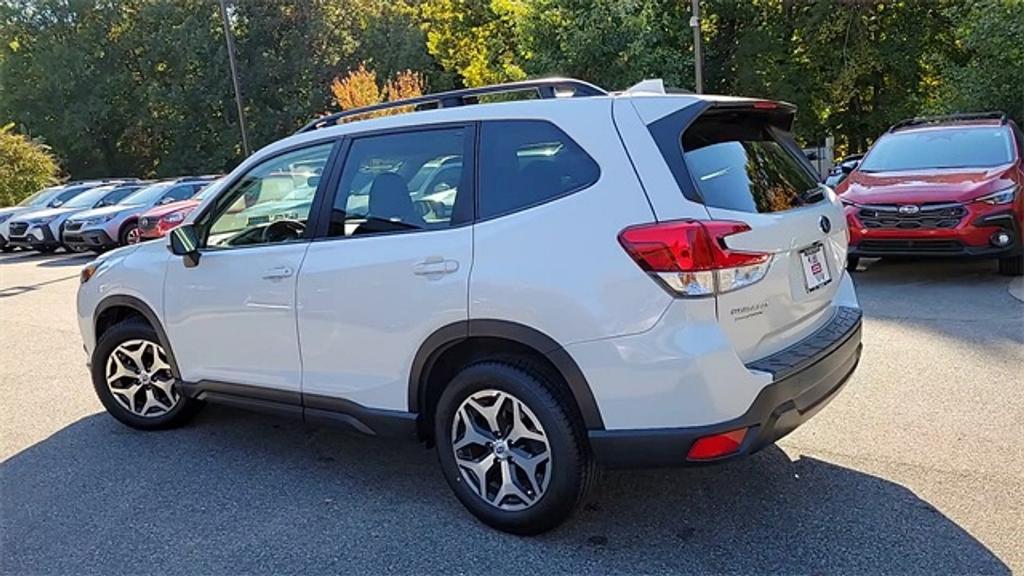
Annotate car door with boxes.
[297,125,475,412]
[163,141,337,394]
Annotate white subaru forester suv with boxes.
[77,78,862,535]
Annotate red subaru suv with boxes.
[837,112,1023,276]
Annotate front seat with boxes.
[354,173,425,235]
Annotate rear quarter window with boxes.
[478,120,600,219]
[681,114,821,214]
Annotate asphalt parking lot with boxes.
[1,250,1022,575]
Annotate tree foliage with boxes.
[0,123,59,206]
[330,63,425,120]
[930,0,1024,121]
[1,0,1021,177]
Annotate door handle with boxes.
[262,266,294,280]
[414,257,458,276]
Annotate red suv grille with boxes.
[857,203,967,230]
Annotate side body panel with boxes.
[297,228,473,411]
[162,243,311,391]
[470,99,671,346]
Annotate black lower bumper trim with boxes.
[850,239,1017,259]
[590,307,863,468]
[63,229,117,251]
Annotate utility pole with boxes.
[690,0,703,94]
[218,0,250,157]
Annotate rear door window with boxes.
[682,114,821,214]
[478,120,600,219]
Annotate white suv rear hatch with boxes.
[631,99,849,362]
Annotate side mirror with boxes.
[841,161,859,174]
[307,175,321,188]
[167,224,201,268]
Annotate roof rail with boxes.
[296,77,607,134]
[888,112,1007,132]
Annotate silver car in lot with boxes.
[5,183,145,253]
[63,177,214,252]
[0,182,119,252]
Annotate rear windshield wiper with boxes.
[799,186,826,204]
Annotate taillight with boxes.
[618,220,772,297]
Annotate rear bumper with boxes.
[589,306,862,468]
[63,229,117,251]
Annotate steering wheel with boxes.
[261,219,305,243]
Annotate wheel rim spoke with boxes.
[467,392,506,435]
[105,339,179,418]
[453,406,495,452]
[451,388,551,511]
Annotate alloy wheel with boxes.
[451,389,552,511]
[125,226,141,245]
[105,339,179,417]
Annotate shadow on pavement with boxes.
[0,273,79,298]
[853,258,1023,347]
[35,253,95,267]
[1,406,1009,575]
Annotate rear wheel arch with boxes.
[94,295,180,377]
[410,320,604,440]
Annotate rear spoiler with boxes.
[703,99,798,132]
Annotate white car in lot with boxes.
[0,182,114,252]
[77,78,862,534]
[5,183,145,252]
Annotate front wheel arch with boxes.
[118,219,140,245]
[94,295,181,378]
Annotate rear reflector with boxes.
[686,428,748,461]
[618,220,771,296]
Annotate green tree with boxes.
[929,0,1024,123]
[419,0,529,86]
[526,0,693,90]
[0,123,59,207]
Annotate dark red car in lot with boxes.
[837,112,1023,276]
[137,178,220,241]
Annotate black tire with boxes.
[434,360,594,535]
[846,256,860,272]
[36,245,57,254]
[119,220,139,246]
[0,245,13,253]
[91,319,202,430]
[998,253,1023,276]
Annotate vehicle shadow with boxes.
[35,252,95,267]
[1,407,1009,575]
[0,273,79,298]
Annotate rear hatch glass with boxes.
[683,113,824,213]
[680,107,846,362]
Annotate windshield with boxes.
[281,185,316,202]
[194,181,222,201]
[119,183,171,205]
[18,186,63,207]
[859,126,1015,172]
[63,187,114,208]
